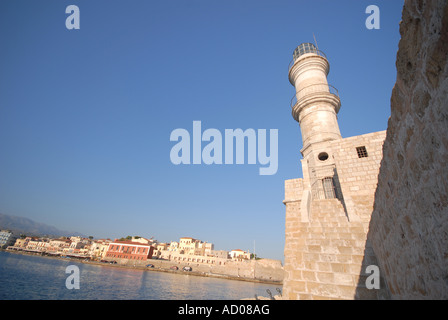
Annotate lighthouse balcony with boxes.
[288,48,327,72]
[290,83,340,109]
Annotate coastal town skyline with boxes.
[0,1,404,262]
[2,228,285,290]
[1,230,253,260]
[0,212,260,257]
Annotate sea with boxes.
[0,251,282,300]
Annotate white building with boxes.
[0,230,18,248]
[230,249,250,260]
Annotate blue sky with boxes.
[0,0,403,261]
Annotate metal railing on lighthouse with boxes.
[290,83,340,108]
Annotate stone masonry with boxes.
[283,40,391,299]
[103,255,284,283]
[283,132,390,299]
[368,0,448,299]
[283,0,448,299]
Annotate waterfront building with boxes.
[26,238,49,252]
[208,250,229,259]
[179,237,198,255]
[88,239,111,260]
[104,239,155,261]
[78,244,91,256]
[178,237,215,256]
[196,242,214,256]
[47,238,71,253]
[10,236,35,250]
[152,237,221,262]
[0,230,18,249]
[156,242,168,251]
[170,251,228,266]
[13,237,28,248]
[230,249,250,260]
[69,236,82,242]
[152,242,168,259]
[69,239,85,252]
[168,241,179,252]
[128,236,155,245]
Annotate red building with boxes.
[105,240,154,261]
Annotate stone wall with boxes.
[369,0,448,299]
[211,259,284,282]
[107,256,284,283]
[331,131,387,223]
[283,131,389,299]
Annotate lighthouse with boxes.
[288,43,343,203]
[282,42,389,299]
[288,43,342,150]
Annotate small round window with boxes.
[318,152,329,161]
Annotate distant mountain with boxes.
[0,213,86,238]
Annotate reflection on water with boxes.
[0,252,281,300]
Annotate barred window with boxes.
[356,146,368,158]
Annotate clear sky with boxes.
[0,0,404,261]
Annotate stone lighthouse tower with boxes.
[283,42,389,299]
[289,42,341,147]
[288,43,345,218]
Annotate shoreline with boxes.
[2,249,283,286]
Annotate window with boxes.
[318,152,329,161]
[293,43,318,60]
[322,177,337,199]
[356,146,368,158]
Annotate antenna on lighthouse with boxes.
[313,33,319,50]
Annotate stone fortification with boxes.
[368,0,448,299]
[283,132,389,299]
[282,35,391,299]
[283,0,448,299]
[109,256,284,284]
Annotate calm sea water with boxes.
[0,251,282,300]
